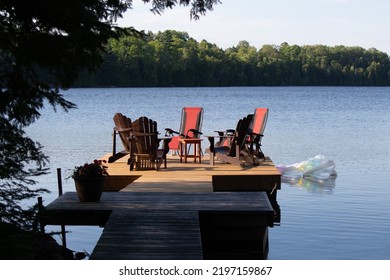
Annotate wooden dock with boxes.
[102,154,281,193]
[40,153,281,259]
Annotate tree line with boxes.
[73,29,390,87]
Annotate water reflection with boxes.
[282,176,336,194]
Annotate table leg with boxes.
[198,142,202,163]
[184,142,188,163]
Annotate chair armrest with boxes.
[214,129,235,136]
[251,132,264,137]
[226,129,235,135]
[187,129,203,137]
[114,127,132,133]
[165,128,180,136]
[132,132,158,137]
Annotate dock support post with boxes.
[57,168,67,249]
[57,168,63,196]
[37,197,45,233]
[108,130,118,163]
[112,130,117,157]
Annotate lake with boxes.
[27,86,390,260]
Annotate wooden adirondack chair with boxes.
[108,113,133,163]
[130,116,170,171]
[207,114,257,167]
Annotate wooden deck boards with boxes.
[101,153,281,193]
[91,209,202,260]
[41,191,274,260]
[43,192,274,217]
[40,153,281,259]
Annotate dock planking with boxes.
[102,153,282,224]
[41,191,274,259]
[101,154,281,194]
[40,153,281,259]
[91,209,203,260]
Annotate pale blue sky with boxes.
[117,0,390,54]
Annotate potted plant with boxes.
[71,160,108,202]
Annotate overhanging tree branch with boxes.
[0,0,219,230]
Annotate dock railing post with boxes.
[37,197,45,233]
[112,129,117,157]
[57,168,67,249]
[57,168,63,196]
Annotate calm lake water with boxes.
[27,87,390,260]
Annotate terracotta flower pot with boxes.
[74,177,105,202]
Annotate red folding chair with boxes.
[165,107,204,154]
[247,108,269,160]
[208,108,269,163]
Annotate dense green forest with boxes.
[73,29,390,87]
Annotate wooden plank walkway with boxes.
[94,209,202,259]
[101,153,282,224]
[41,191,274,259]
[40,153,281,259]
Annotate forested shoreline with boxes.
[73,29,390,87]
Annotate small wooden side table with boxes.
[179,138,203,163]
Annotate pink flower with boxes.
[72,160,108,178]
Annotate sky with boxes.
[117,0,390,54]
